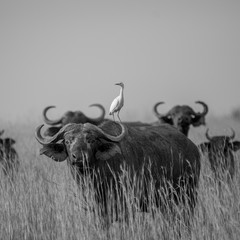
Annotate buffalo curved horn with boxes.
[205,128,212,141]
[195,101,208,117]
[228,128,235,140]
[84,122,127,142]
[153,102,165,118]
[87,104,106,123]
[42,106,63,125]
[206,128,235,141]
[35,123,76,145]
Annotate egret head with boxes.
[115,82,124,88]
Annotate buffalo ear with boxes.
[192,115,205,127]
[40,143,67,162]
[95,142,122,161]
[199,142,210,153]
[231,141,240,152]
[160,116,173,125]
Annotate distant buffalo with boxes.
[153,101,208,136]
[0,131,19,177]
[199,128,240,179]
[42,104,106,136]
[35,120,200,219]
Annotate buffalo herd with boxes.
[1,100,240,220]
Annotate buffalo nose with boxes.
[71,151,85,162]
[178,117,183,123]
[178,116,189,124]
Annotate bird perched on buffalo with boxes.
[109,82,124,122]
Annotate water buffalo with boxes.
[0,132,19,177]
[199,128,240,179]
[35,120,200,219]
[153,101,208,136]
[42,104,106,136]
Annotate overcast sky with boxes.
[1,0,240,122]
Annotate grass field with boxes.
[1,116,240,240]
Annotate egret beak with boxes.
[115,82,121,86]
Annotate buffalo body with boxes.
[36,120,201,218]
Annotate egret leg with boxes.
[117,111,121,122]
[112,114,115,122]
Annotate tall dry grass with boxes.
[1,116,240,240]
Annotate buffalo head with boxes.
[42,104,106,136]
[199,128,240,179]
[35,121,126,170]
[153,101,208,136]
[0,133,19,177]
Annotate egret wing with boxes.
[109,97,120,115]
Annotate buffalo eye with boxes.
[164,115,173,124]
[65,139,70,145]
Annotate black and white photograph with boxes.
[0,1,240,239]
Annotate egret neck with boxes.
[119,85,124,107]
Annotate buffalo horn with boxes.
[229,128,235,140]
[195,101,208,117]
[42,106,63,125]
[35,123,75,145]
[84,122,126,142]
[153,101,165,118]
[205,128,212,141]
[87,104,106,123]
[0,130,4,137]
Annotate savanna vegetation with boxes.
[1,115,240,240]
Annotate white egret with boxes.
[109,82,124,122]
